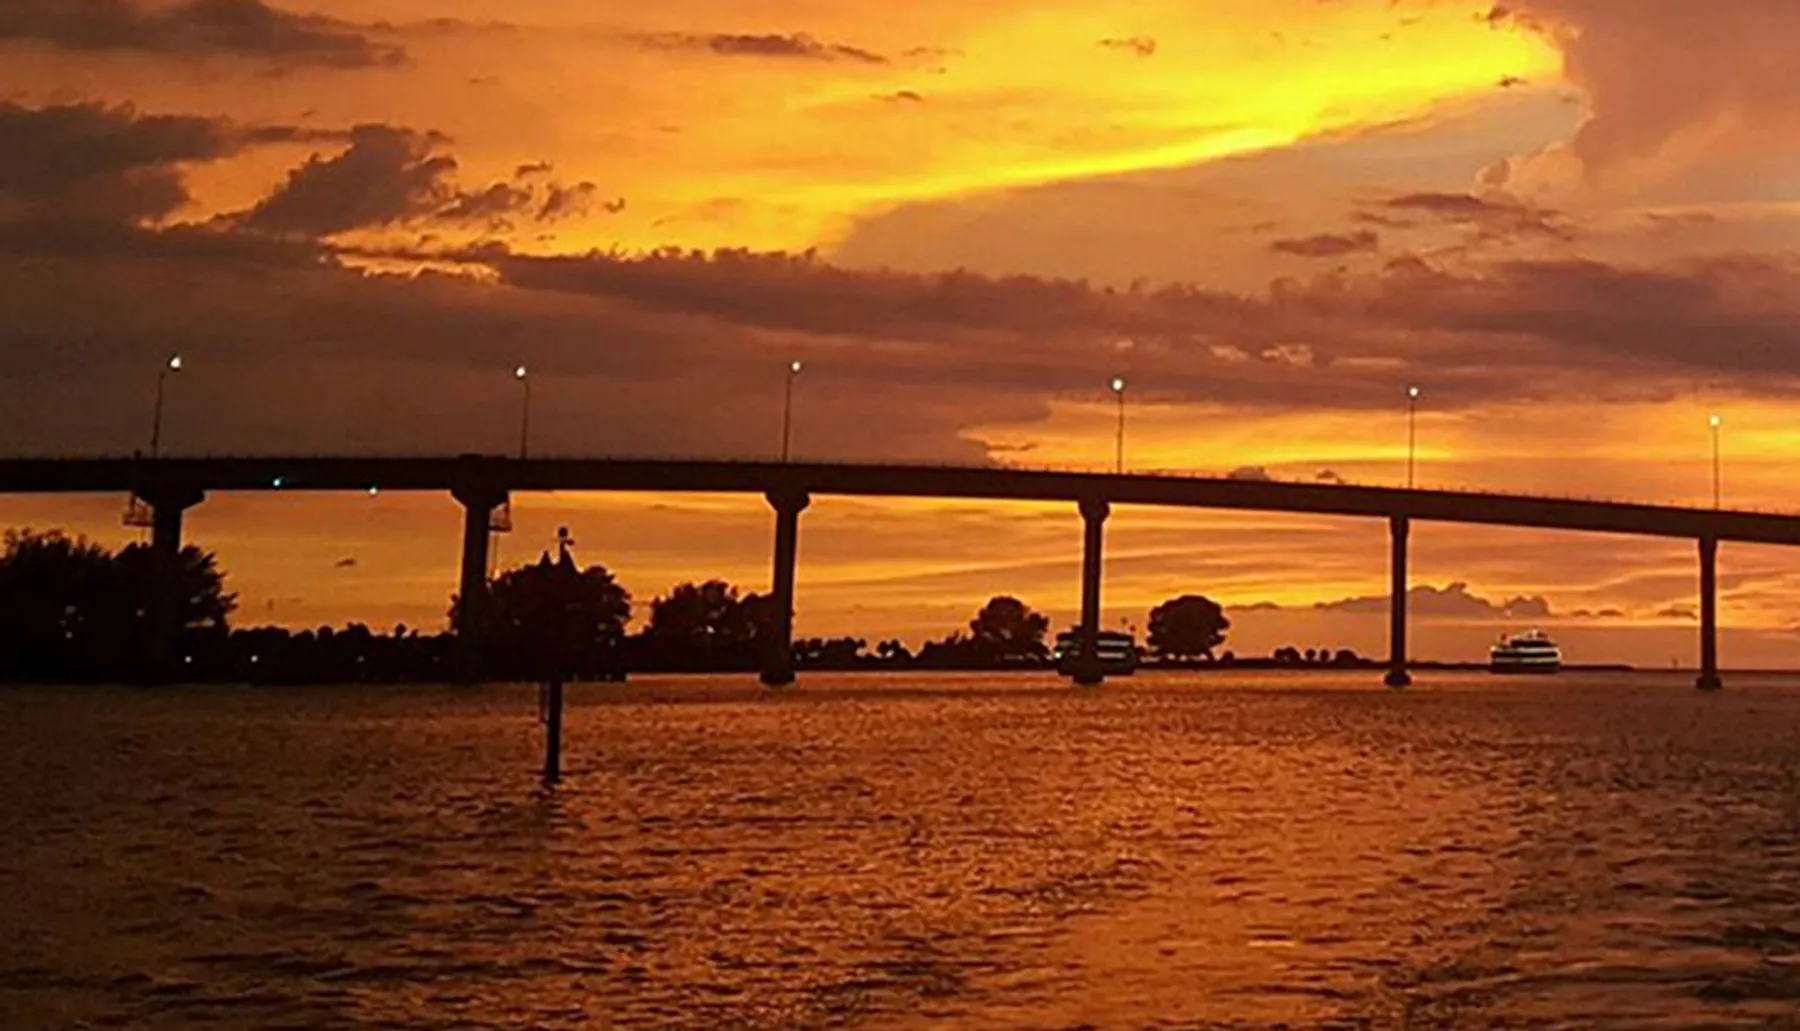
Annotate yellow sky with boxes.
[71,0,1559,251]
[552,0,1559,251]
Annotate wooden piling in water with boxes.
[542,680,564,785]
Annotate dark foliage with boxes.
[452,547,632,680]
[916,595,1052,668]
[2,524,1374,683]
[637,579,773,671]
[0,529,235,681]
[224,623,453,684]
[1147,595,1230,660]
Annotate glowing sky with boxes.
[5,0,1800,666]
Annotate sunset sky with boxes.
[6,0,1800,665]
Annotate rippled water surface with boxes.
[7,672,1800,1029]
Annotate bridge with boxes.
[3,454,1787,689]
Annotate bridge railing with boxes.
[3,450,1793,519]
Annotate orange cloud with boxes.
[1492,0,1800,174]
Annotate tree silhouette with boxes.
[0,530,116,678]
[795,637,867,668]
[449,547,631,680]
[957,593,1044,658]
[969,595,1050,662]
[0,529,235,681]
[642,579,769,670]
[1147,595,1230,661]
[116,541,236,633]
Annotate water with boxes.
[6,672,1800,1030]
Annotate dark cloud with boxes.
[1311,582,1554,620]
[637,32,886,64]
[1338,255,1800,379]
[468,245,1800,410]
[1098,36,1157,57]
[538,183,599,222]
[0,225,1017,462]
[0,0,403,68]
[242,125,458,237]
[1386,193,1506,218]
[1227,466,1274,482]
[0,217,333,268]
[1351,211,1416,229]
[875,90,926,104]
[0,102,231,222]
[1382,192,1572,242]
[0,101,343,224]
[8,200,1800,461]
[0,101,602,239]
[239,126,599,237]
[1270,230,1380,258]
[435,182,534,226]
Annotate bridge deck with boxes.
[0,456,1794,546]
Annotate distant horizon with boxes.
[3,516,1773,671]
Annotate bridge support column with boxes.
[1385,516,1413,689]
[1075,498,1111,687]
[138,486,205,684]
[1697,536,1722,691]
[452,485,508,684]
[761,489,810,687]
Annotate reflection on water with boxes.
[5,672,1800,1029]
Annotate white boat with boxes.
[1053,628,1138,677]
[1490,630,1562,674]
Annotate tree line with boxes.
[0,528,1364,683]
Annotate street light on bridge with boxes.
[1710,413,1723,510]
[782,360,803,463]
[1111,377,1127,475]
[1406,385,1421,490]
[149,354,182,458]
[514,365,532,460]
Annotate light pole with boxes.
[515,365,532,459]
[782,360,803,462]
[1111,377,1127,475]
[149,354,182,457]
[1710,414,1723,510]
[1406,385,1421,490]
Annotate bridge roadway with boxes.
[0,454,1778,689]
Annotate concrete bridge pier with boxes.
[451,485,508,684]
[761,489,810,687]
[1074,498,1110,687]
[1697,535,1723,691]
[1385,516,1413,689]
[138,486,205,683]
